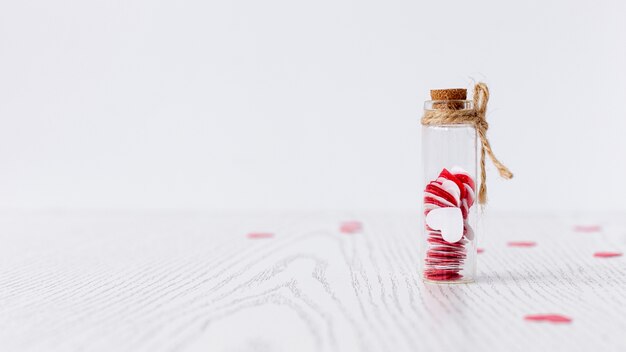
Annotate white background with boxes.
[1,0,625,212]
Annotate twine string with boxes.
[421,82,513,205]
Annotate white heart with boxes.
[436,178,461,204]
[450,166,469,175]
[425,207,463,243]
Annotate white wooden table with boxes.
[1,211,625,352]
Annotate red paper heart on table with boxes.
[508,241,536,247]
[593,251,622,258]
[524,314,572,324]
[340,221,362,234]
[247,232,274,239]
[573,225,602,233]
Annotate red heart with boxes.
[425,183,459,207]
[340,221,362,234]
[508,241,536,247]
[247,232,274,239]
[439,168,466,202]
[593,251,622,258]
[524,314,572,324]
[422,167,477,282]
[453,173,475,193]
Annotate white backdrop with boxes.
[1,0,625,212]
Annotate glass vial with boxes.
[421,99,479,284]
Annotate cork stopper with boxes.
[430,88,467,110]
[430,88,467,100]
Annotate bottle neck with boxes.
[424,100,473,111]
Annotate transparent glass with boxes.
[420,100,478,284]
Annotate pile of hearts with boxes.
[423,167,476,281]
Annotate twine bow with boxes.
[421,82,513,205]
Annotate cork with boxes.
[430,88,467,100]
[430,88,467,110]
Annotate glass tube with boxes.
[421,100,479,284]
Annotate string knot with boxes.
[475,119,488,131]
[421,82,513,205]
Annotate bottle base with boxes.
[422,277,474,285]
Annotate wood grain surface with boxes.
[0,211,625,352]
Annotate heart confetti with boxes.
[247,232,274,239]
[423,167,476,281]
[593,251,622,258]
[426,207,463,243]
[340,221,363,234]
[573,225,602,233]
[524,314,572,324]
[507,241,537,247]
